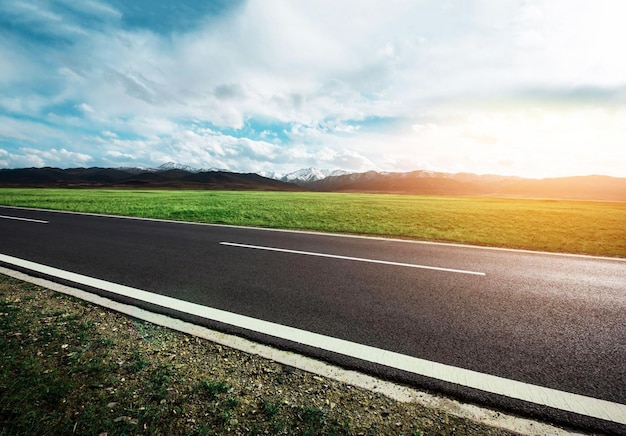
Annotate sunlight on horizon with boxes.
[382,105,626,179]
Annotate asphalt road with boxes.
[1,206,625,433]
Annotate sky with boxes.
[1,0,625,178]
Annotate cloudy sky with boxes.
[1,0,625,178]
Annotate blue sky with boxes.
[1,0,625,178]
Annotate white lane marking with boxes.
[220,242,486,276]
[0,266,583,436]
[0,253,624,425]
[0,214,48,224]
[2,205,624,262]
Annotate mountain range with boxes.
[0,165,303,192]
[0,165,624,201]
[304,170,626,201]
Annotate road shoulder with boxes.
[0,268,583,435]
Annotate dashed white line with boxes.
[0,253,624,425]
[0,214,48,224]
[220,241,486,276]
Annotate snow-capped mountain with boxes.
[153,164,347,184]
[157,162,199,172]
[280,168,348,185]
[257,171,279,179]
[156,162,228,173]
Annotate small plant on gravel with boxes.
[147,364,176,402]
[195,379,231,400]
[300,406,327,434]
[226,396,240,409]
[262,398,281,417]
[128,349,149,372]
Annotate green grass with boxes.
[1,188,624,257]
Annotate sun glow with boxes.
[405,105,626,178]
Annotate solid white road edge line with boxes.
[0,214,48,224]
[0,265,584,436]
[0,253,623,426]
[220,242,487,276]
[2,205,624,262]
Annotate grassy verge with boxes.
[1,188,625,257]
[0,275,516,435]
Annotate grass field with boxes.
[1,188,624,257]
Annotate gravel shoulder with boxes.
[0,274,555,435]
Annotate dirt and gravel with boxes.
[0,274,531,435]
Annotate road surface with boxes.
[1,206,624,433]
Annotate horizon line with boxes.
[1,165,625,181]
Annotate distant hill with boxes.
[1,166,624,201]
[0,167,304,191]
[303,171,626,201]
[491,175,626,201]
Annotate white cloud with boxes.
[56,0,121,19]
[1,0,624,176]
[3,1,89,37]
[45,0,420,129]
[77,103,94,114]
[0,115,56,144]
[509,0,626,87]
[0,147,93,168]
